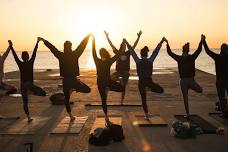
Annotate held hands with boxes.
[161,37,168,44]
[8,40,13,47]
[201,34,206,41]
[38,37,45,42]
[137,30,142,37]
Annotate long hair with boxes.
[99,48,111,59]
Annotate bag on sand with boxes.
[89,128,111,146]
[108,124,125,142]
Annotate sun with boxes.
[67,9,119,47]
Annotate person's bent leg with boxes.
[29,84,46,96]
[180,79,190,118]
[138,80,149,119]
[1,82,17,95]
[109,80,124,92]
[150,81,164,94]
[190,79,203,93]
[74,79,91,93]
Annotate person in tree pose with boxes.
[124,37,167,120]
[104,30,142,104]
[202,35,228,117]
[9,38,46,122]
[39,34,91,121]
[92,35,124,123]
[166,35,204,118]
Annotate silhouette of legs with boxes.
[97,79,123,123]
[97,82,108,122]
[21,82,46,122]
[138,78,164,119]
[216,80,228,114]
[63,78,91,121]
[138,81,148,115]
[180,78,202,117]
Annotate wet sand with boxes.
[0,68,228,152]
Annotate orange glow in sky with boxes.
[0,0,228,51]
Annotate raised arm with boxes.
[30,38,40,62]
[8,40,21,65]
[110,40,126,64]
[104,31,118,54]
[74,34,91,57]
[132,30,142,49]
[124,39,140,63]
[148,37,166,62]
[92,35,99,64]
[39,37,61,58]
[166,42,180,61]
[1,46,10,62]
[202,36,219,60]
[192,36,203,59]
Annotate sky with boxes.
[0,0,228,51]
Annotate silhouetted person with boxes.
[39,34,91,121]
[8,38,46,123]
[0,46,17,94]
[124,37,166,120]
[104,30,142,104]
[92,35,124,124]
[166,35,204,118]
[202,36,228,117]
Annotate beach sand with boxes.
[0,68,228,152]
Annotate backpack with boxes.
[89,128,111,146]
[108,124,125,142]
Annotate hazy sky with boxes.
[0,0,228,51]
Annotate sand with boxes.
[0,68,228,152]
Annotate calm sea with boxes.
[4,48,219,75]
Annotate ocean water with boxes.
[4,48,218,75]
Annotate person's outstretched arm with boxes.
[30,38,40,62]
[124,39,140,63]
[149,37,166,62]
[1,46,11,62]
[166,41,180,61]
[110,41,126,64]
[132,30,142,49]
[104,31,118,54]
[92,35,99,64]
[8,40,21,65]
[202,36,219,60]
[39,37,61,58]
[192,35,203,59]
[74,34,91,57]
